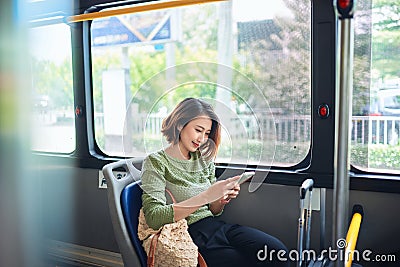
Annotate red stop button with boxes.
[318,104,330,118]
[338,0,351,9]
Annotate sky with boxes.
[232,0,292,21]
[29,23,71,64]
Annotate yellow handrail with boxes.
[67,0,227,23]
[345,210,363,267]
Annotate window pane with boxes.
[30,24,75,153]
[351,0,400,172]
[92,0,311,166]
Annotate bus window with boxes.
[29,24,75,153]
[351,0,400,172]
[92,0,311,167]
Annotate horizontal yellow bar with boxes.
[67,0,227,23]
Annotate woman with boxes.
[141,98,289,266]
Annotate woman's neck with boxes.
[165,144,191,160]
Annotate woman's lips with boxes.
[192,142,200,148]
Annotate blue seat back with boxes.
[120,181,147,267]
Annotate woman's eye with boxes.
[195,129,201,132]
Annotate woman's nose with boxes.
[198,133,205,142]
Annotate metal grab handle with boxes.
[300,178,314,199]
[297,178,315,267]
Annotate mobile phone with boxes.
[237,171,255,185]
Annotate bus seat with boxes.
[102,158,146,267]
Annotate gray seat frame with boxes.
[102,158,144,267]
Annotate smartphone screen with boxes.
[237,171,255,185]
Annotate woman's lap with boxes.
[188,217,290,267]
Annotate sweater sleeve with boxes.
[208,161,216,184]
[207,161,224,217]
[141,154,175,230]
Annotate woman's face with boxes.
[178,116,212,157]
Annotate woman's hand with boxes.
[202,176,240,204]
[219,183,240,204]
[208,176,241,215]
[174,176,241,218]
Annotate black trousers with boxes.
[188,217,290,267]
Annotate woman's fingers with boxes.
[205,176,242,203]
[228,190,239,199]
[220,198,231,204]
[225,176,240,188]
[232,184,240,191]
[229,175,241,182]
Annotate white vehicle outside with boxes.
[377,88,400,116]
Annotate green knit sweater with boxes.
[141,150,218,230]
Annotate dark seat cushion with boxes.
[121,181,147,267]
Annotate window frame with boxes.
[31,0,400,194]
[88,0,314,169]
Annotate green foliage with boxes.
[369,146,400,169]
[218,139,309,165]
[170,83,217,105]
[128,51,167,112]
[241,0,312,115]
[351,144,400,170]
[31,57,73,110]
[371,0,400,79]
[133,134,309,165]
[180,5,218,51]
[135,134,400,169]
[372,0,400,32]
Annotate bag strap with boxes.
[146,188,174,267]
[165,188,177,204]
[148,189,208,267]
[147,232,160,267]
[198,252,207,267]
